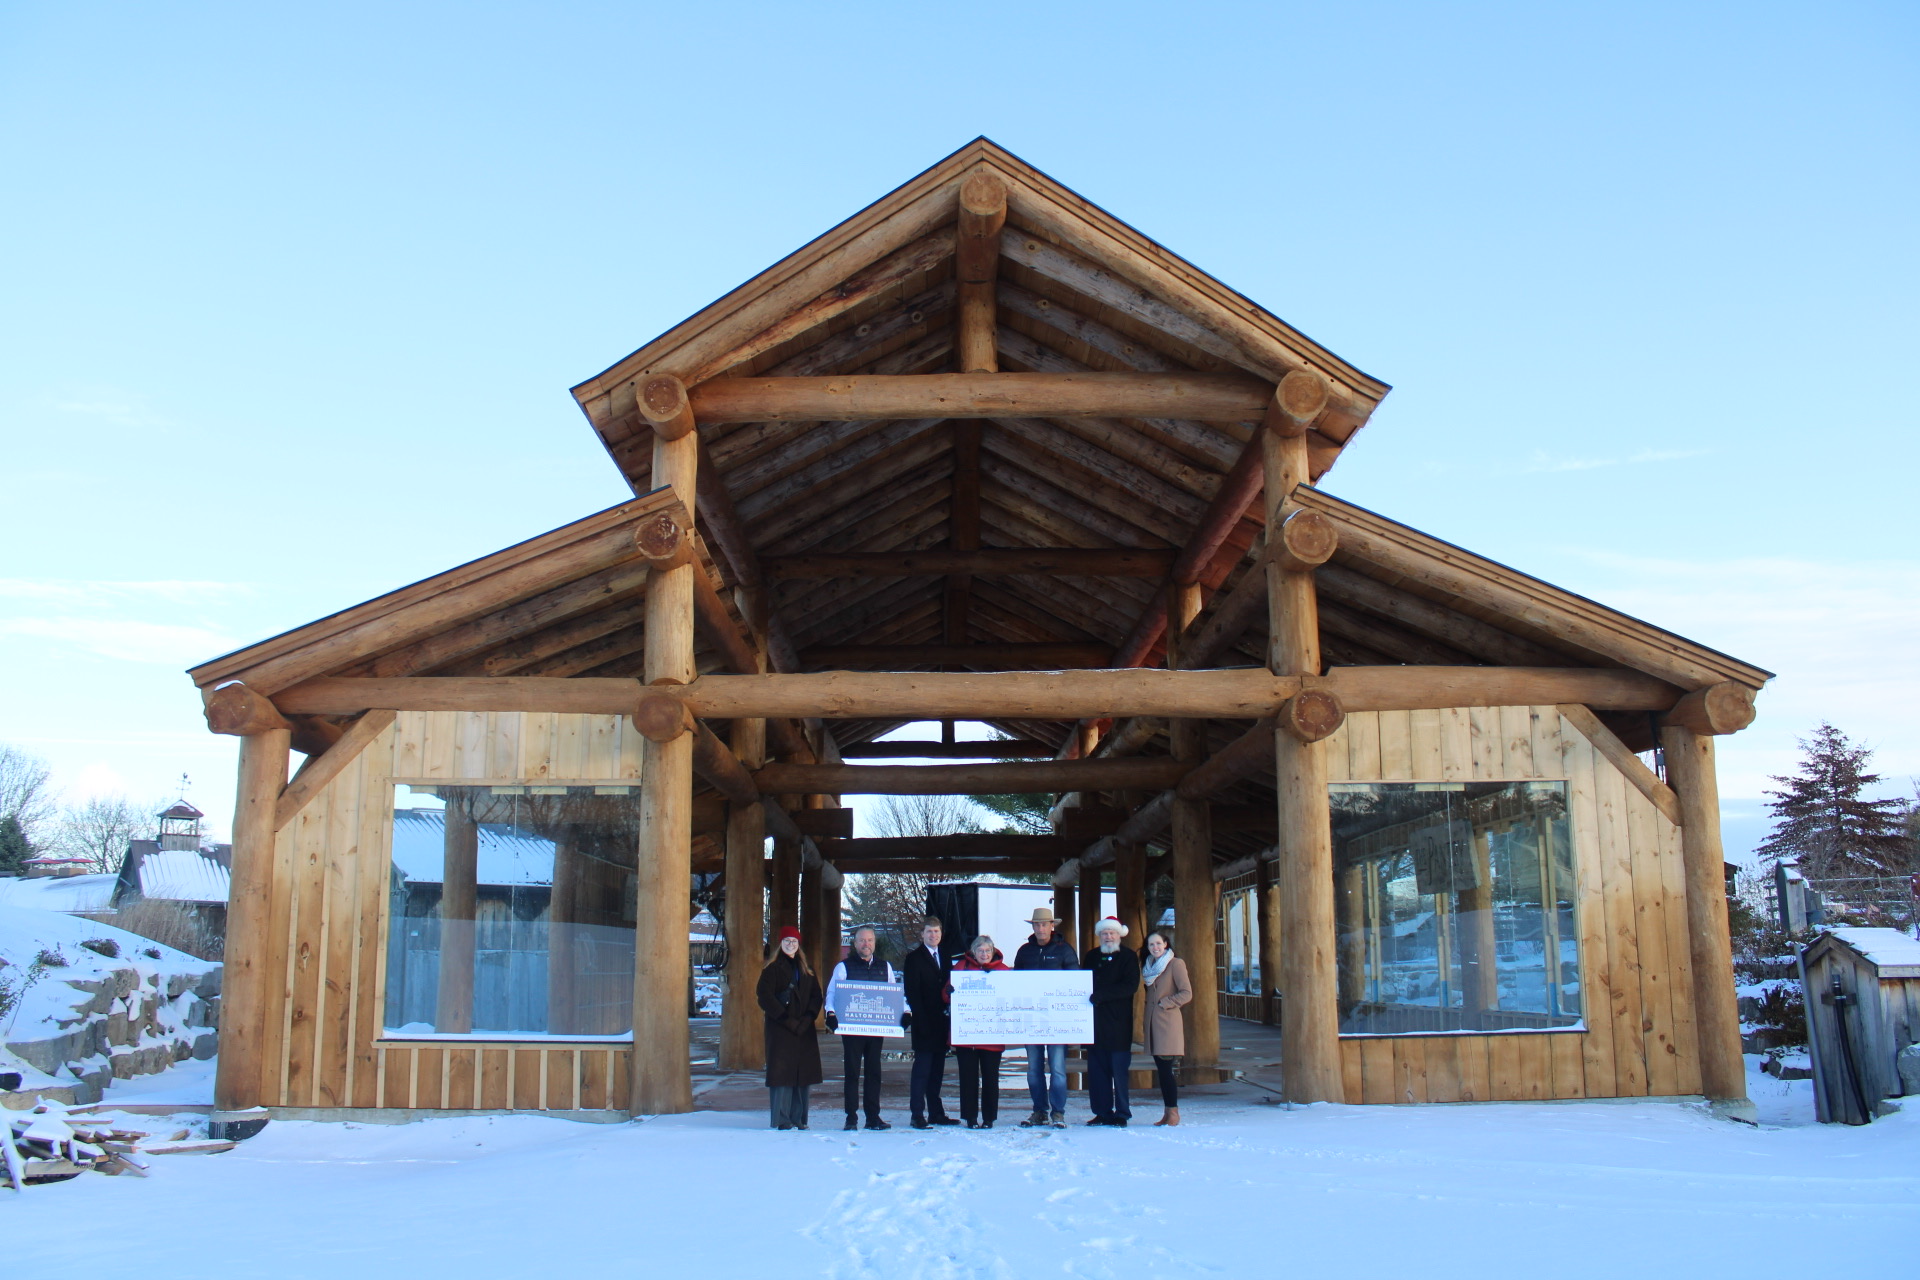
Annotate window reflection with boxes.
[1332,781,1580,1035]
[384,784,638,1038]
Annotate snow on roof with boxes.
[136,849,231,903]
[160,800,205,819]
[0,872,119,912]
[1821,926,1920,976]
[391,808,555,887]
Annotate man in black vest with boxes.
[824,924,896,1131]
[902,914,961,1128]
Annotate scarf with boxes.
[1141,950,1173,985]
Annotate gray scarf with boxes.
[1141,949,1173,985]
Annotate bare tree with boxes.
[56,794,151,876]
[0,743,57,846]
[843,795,982,960]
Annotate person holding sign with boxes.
[1083,917,1140,1127]
[903,915,962,1129]
[1140,930,1193,1127]
[823,925,897,1131]
[948,935,1010,1128]
[1013,905,1077,1128]
[756,926,823,1131]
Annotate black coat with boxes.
[1084,945,1140,1051]
[1013,932,1078,970]
[757,955,824,1088]
[901,944,951,1052]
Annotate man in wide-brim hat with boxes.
[1013,903,1079,1127]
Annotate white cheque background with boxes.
[949,970,1093,1045]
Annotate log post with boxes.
[1078,869,1102,961]
[721,716,768,1071]
[1660,726,1751,1108]
[771,836,800,930]
[1265,401,1344,1103]
[1117,836,1148,1033]
[1167,580,1221,1067]
[214,727,290,1111]
[1458,830,1499,1017]
[1256,850,1282,1027]
[956,169,1006,374]
[435,793,479,1034]
[1055,867,1077,955]
[631,411,699,1114]
[547,826,581,1036]
[799,860,822,1000]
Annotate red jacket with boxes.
[947,952,1010,1051]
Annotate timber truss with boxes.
[190,139,1771,1112]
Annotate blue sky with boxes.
[2,1,1915,856]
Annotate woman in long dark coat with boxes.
[756,926,824,1130]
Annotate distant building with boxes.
[111,800,231,947]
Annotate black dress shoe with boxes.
[843,1114,859,1131]
[930,1115,962,1126]
[911,1116,931,1130]
[864,1116,892,1131]
[979,1119,995,1129]
[965,1119,983,1129]
[777,1124,793,1131]
[1085,1116,1111,1126]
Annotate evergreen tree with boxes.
[968,792,1052,835]
[0,814,30,877]
[1756,723,1916,879]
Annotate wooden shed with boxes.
[189,139,1770,1119]
[1800,927,1920,1124]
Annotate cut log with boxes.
[639,374,697,441]
[1661,726,1749,1104]
[633,509,694,571]
[688,371,1274,425]
[632,692,695,742]
[204,682,291,736]
[1272,509,1338,573]
[1264,369,1331,437]
[753,758,1188,796]
[1660,681,1758,736]
[1277,689,1345,743]
[766,548,1175,578]
[215,728,290,1112]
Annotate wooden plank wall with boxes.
[266,710,645,1112]
[1322,706,1702,1103]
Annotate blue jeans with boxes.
[1025,1043,1067,1114]
[1087,1047,1132,1121]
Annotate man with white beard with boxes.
[1081,917,1140,1126]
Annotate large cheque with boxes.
[950,970,1092,1045]
[828,980,907,1037]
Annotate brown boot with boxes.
[1161,1107,1180,1127]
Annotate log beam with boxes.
[273,666,1685,720]
[801,643,1111,669]
[687,371,1275,425]
[753,757,1189,796]
[638,374,697,441]
[818,835,1084,861]
[842,739,1054,758]
[767,548,1176,578]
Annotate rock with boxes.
[1898,1044,1920,1097]
[195,968,222,999]
[191,1032,218,1061]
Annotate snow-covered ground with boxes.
[8,1058,1913,1277]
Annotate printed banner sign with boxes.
[829,980,907,1038]
[949,970,1093,1045]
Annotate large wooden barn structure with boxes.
[191,140,1768,1119]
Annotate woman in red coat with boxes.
[947,935,1010,1128]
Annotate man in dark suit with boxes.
[902,914,961,1128]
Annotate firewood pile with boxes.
[2,1104,234,1190]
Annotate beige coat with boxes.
[1141,953,1193,1056]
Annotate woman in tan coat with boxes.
[1140,930,1192,1126]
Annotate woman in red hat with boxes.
[756,926,823,1129]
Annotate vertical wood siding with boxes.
[1323,705,1702,1102]
[266,711,644,1112]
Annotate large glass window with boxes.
[384,784,637,1039]
[1332,781,1580,1035]
[1219,887,1259,994]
